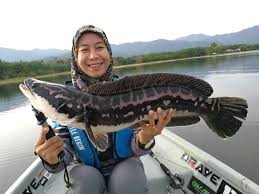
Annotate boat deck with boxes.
[6,129,259,194]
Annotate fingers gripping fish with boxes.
[19,73,248,151]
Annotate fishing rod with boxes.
[32,106,58,140]
[150,151,187,194]
[31,106,71,188]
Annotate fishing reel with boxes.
[166,173,187,194]
[150,151,187,194]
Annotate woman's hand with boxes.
[34,127,64,165]
[138,107,173,144]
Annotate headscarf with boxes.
[71,25,113,90]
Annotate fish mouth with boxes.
[19,83,28,92]
[19,78,35,97]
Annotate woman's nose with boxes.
[89,48,98,59]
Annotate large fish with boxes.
[19,73,248,151]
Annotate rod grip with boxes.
[31,107,65,161]
[45,125,56,140]
[45,125,65,159]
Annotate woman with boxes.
[34,25,173,194]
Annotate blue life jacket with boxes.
[57,74,133,168]
[67,127,133,169]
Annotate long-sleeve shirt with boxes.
[42,126,155,176]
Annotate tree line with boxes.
[112,43,259,65]
[0,58,70,80]
[1,43,259,80]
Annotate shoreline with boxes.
[0,71,70,86]
[1,50,259,86]
[114,49,259,69]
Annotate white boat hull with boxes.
[6,129,259,194]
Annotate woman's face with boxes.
[77,33,111,78]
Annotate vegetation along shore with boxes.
[0,43,259,86]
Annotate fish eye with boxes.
[31,82,39,89]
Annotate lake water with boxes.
[1,53,259,193]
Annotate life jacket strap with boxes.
[68,127,100,168]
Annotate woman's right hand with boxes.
[34,127,64,165]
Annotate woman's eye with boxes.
[96,44,106,49]
[97,46,104,50]
[80,48,89,52]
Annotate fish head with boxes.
[19,78,82,126]
[19,78,46,110]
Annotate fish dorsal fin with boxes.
[87,73,213,97]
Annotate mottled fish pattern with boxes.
[19,73,248,151]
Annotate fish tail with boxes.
[201,97,248,138]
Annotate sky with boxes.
[1,0,259,50]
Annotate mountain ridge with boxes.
[1,25,259,62]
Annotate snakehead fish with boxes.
[19,73,248,151]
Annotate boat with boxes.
[5,128,259,194]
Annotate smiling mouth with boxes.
[87,63,103,67]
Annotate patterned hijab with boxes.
[71,25,113,90]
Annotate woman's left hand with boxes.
[138,107,173,144]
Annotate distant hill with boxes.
[1,25,259,62]
[175,34,210,42]
[111,39,209,57]
[204,26,259,44]
[0,48,68,62]
[111,25,259,56]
